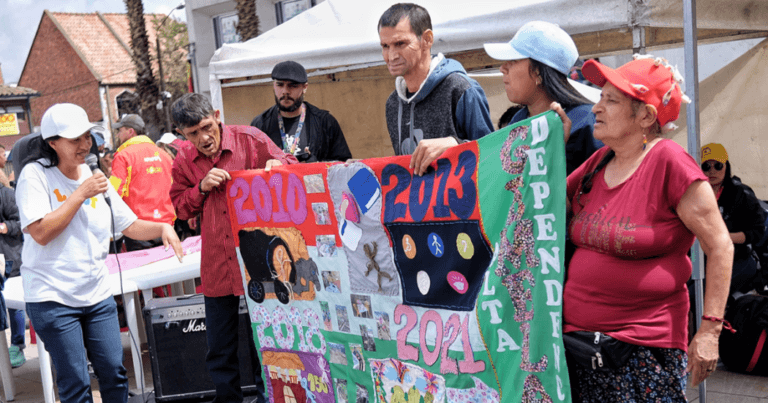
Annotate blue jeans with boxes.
[8,308,24,348]
[204,295,265,403]
[26,297,128,403]
[5,262,23,347]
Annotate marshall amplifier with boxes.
[143,294,260,401]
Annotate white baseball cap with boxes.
[157,132,178,146]
[483,21,579,76]
[41,103,100,140]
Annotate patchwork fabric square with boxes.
[384,220,492,310]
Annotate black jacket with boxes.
[0,183,22,278]
[719,176,766,261]
[250,102,352,163]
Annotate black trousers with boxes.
[203,295,265,403]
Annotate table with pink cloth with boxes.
[106,235,202,300]
[108,235,204,392]
[107,235,201,274]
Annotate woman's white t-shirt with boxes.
[16,160,137,307]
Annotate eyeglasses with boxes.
[701,161,724,172]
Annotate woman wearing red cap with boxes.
[564,56,733,401]
[699,143,765,295]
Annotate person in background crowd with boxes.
[156,132,199,241]
[156,132,181,160]
[562,55,733,401]
[100,148,114,178]
[0,140,18,369]
[0,144,11,188]
[170,93,297,403]
[91,129,106,154]
[16,103,182,403]
[0,167,24,368]
[569,59,590,86]
[251,61,352,163]
[700,142,765,295]
[11,133,42,183]
[497,105,524,129]
[110,114,176,251]
[378,3,494,175]
[484,20,602,175]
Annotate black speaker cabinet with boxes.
[143,294,260,401]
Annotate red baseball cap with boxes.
[582,57,687,127]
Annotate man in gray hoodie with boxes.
[378,3,494,175]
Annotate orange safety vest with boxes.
[109,135,176,224]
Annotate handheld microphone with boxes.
[85,153,111,206]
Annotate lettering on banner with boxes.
[381,150,477,223]
[493,116,564,401]
[230,172,308,226]
[394,304,485,375]
[252,305,326,354]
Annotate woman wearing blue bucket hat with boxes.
[484,21,601,174]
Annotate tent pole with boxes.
[683,0,706,401]
[633,26,646,54]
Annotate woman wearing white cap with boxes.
[15,103,184,403]
[484,21,602,174]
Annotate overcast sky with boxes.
[0,0,187,85]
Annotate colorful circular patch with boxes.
[447,271,469,294]
[417,271,431,295]
[456,233,474,260]
[428,233,444,257]
[402,234,417,259]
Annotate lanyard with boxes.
[277,103,306,155]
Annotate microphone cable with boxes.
[104,181,149,401]
[85,153,147,399]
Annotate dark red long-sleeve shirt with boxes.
[171,124,297,297]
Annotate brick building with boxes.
[0,64,40,149]
[18,11,167,148]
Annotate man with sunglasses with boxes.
[701,143,765,294]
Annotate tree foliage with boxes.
[236,0,260,42]
[151,15,189,111]
[124,0,163,139]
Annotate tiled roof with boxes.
[48,12,164,85]
[0,85,40,98]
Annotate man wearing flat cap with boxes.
[251,60,352,162]
[110,114,175,251]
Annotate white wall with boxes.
[185,0,325,98]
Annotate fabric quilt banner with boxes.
[226,111,569,403]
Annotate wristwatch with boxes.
[198,181,208,195]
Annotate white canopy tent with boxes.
[671,38,768,199]
[208,0,768,117]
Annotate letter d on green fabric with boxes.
[476,111,570,402]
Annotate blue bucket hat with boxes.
[483,21,579,76]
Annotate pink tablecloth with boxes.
[106,236,201,274]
